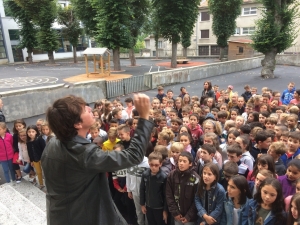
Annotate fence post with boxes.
[123,80,126,96]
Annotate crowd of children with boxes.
[2,81,300,225]
[0,118,53,189]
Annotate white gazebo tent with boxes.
[82,48,111,77]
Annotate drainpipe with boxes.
[196,11,199,56]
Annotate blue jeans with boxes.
[0,159,15,183]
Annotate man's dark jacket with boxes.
[41,118,154,225]
[0,110,5,122]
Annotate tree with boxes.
[181,0,199,58]
[252,0,299,78]
[153,0,200,68]
[4,0,37,63]
[15,0,59,64]
[181,31,192,58]
[149,6,162,59]
[92,0,133,71]
[57,5,82,63]
[128,0,150,66]
[208,0,243,60]
[70,0,98,37]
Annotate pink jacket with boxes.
[0,133,14,161]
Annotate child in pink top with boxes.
[0,122,15,183]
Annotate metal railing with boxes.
[106,74,152,98]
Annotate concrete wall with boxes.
[149,56,263,88]
[0,58,7,64]
[276,54,300,66]
[1,80,106,122]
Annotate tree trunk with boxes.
[155,34,159,59]
[171,41,177,68]
[220,47,225,60]
[261,48,277,78]
[47,51,55,64]
[27,48,33,64]
[113,48,121,71]
[73,46,78,63]
[129,48,136,66]
[183,47,187,57]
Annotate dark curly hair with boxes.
[46,95,85,141]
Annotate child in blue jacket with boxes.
[281,82,295,105]
[221,175,252,225]
[195,163,226,225]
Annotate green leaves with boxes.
[251,0,299,54]
[12,0,59,52]
[209,0,243,48]
[153,0,200,44]
[94,0,133,49]
[57,5,82,47]
[71,0,98,36]
[4,0,37,50]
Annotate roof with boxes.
[228,39,253,44]
[82,48,111,55]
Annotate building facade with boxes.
[145,0,300,57]
[0,0,91,64]
[0,3,7,64]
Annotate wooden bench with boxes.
[176,59,190,64]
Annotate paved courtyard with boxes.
[0,58,215,91]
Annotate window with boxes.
[242,27,255,35]
[200,12,210,21]
[235,28,240,35]
[200,29,209,39]
[158,41,163,49]
[9,30,20,41]
[145,40,150,48]
[60,3,66,8]
[211,46,220,55]
[0,25,7,59]
[238,47,244,54]
[55,30,72,53]
[199,46,209,55]
[77,35,89,51]
[32,48,47,55]
[243,7,257,15]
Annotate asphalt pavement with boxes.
[0,58,216,91]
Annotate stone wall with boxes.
[276,54,300,66]
[148,56,264,88]
[1,80,106,122]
